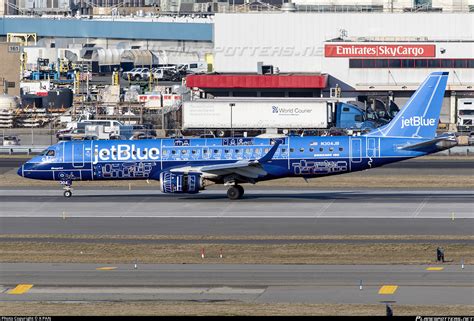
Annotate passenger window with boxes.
[152,150,157,155]
[192,150,196,154]
[203,150,208,154]
[264,148,269,153]
[309,148,314,152]
[225,149,229,153]
[282,148,286,153]
[132,151,137,155]
[142,150,147,155]
[181,150,187,154]
[214,149,219,153]
[319,148,323,152]
[235,149,240,153]
[299,148,304,152]
[329,147,334,152]
[113,151,117,156]
[290,148,294,152]
[339,147,344,151]
[172,150,176,155]
[163,150,167,155]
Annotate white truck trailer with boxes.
[182,98,333,130]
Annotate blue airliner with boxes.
[18,72,457,199]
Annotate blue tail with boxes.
[368,72,448,138]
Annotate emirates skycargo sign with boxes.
[325,44,436,58]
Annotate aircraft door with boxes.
[366,137,380,158]
[350,137,362,165]
[72,141,85,168]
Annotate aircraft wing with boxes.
[169,141,281,179]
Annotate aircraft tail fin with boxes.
[368,72,448,138]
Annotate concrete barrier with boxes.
[434,146,473,156]
[0,146,48,155]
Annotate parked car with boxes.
[468,132,474,146]
[1,135,21,146]
[151,66,178,81]
[122,68,151,81]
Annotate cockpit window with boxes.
[46,150,55,157]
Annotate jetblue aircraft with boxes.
[18,72,456,199]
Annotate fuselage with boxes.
[18,135,435,182]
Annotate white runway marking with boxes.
[0,189,473,219]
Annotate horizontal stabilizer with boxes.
[399,134,457,151]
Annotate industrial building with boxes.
[0,42,21,96]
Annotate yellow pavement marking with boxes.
[96,267,117,271]
[378,285,398,295]
[426,267,444,271]
[8,284,33,294]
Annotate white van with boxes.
[179,62,207,74]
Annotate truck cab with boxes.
[335,102,376,132]
[457,98,474,132]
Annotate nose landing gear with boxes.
[60,180,73,198]
[227,185,244,200]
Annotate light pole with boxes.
[229,103,235,137]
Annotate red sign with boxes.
[325,44,436,58]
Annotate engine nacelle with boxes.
[159,171,203,194]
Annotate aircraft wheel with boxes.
[227,185,243,200]
[236,185,244,197]
[64,190,72,198]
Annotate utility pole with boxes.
[229,103,235,137]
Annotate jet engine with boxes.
[159,172,203,194]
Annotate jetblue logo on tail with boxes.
[400,116,436,129]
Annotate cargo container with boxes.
[182,98,376,134]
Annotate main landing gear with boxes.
[227,185,244,200]
[60,180,73,198]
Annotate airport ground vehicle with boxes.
[182,98,378,136]
[18,72,457,199]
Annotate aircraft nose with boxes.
[17,164,24,177]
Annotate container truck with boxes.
[457,98,474,132]
[182,98,376,136]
